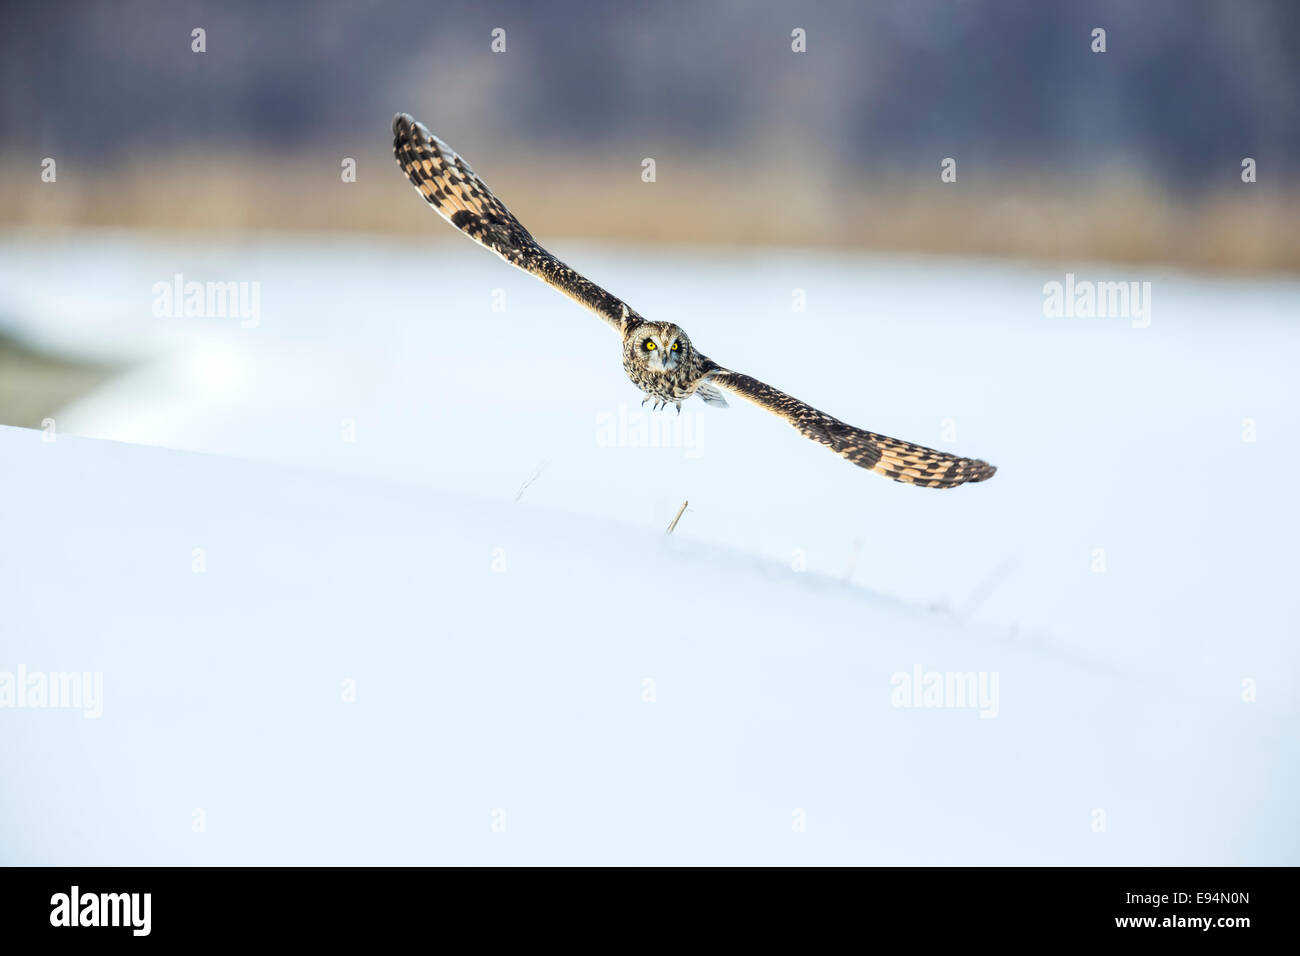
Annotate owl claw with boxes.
[642,398,681,413]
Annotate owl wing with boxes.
[706,368,996,488]
[393,113,633,333]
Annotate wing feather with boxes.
[708,369,996,488]
[393,113,634,332]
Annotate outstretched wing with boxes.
[393,113,634,332]
[707,368,996,488]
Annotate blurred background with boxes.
[3,0,1299,866]
[3,0,1300,428]
[3,0,1299,260]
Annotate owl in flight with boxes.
[392,113,996,488]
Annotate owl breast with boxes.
[621,340,704,403]
[624,362,694,401]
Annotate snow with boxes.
[1,229,1297,864]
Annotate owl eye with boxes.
[643,340,656,351]
[671,342,680,351]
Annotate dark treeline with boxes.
[2,0,1296,187]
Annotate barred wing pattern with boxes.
[393,113,997,489]
[393,113,633,332]
[708,369,996,488]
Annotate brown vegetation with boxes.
[4,154,1296,274]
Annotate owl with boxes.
[392,114,996,488]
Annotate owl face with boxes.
[635,323,691,373]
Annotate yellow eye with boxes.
[643,340,656,350]
[671,342,679,351]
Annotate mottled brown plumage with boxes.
[392,113,635,332]
[392,113,996,488]
[619,322,721,409]
[706,370,995,488]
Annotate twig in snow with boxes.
[665,500,689,535]
[957,554,1019,622]
[841,536,864,583]
[514,460,548,502]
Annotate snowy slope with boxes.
[2,229,1298,863]
[1,426,1295,865]
[4,230,1299,677]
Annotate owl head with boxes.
[633,322,691,372]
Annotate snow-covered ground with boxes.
[1,229,1297,864]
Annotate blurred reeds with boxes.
[0,333,119,429]
[3,153,1297,273]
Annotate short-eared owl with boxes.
[393,113,996,488]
